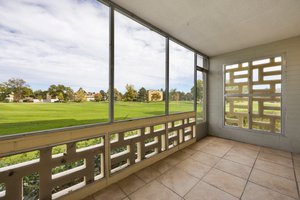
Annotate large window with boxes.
[0,1,207,137]
[0,0,109,135]
[224,56,282,133]
[169,41,194,113]
[114,11,165,120]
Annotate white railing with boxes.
[0,112,196,200]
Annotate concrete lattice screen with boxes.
[224,56,282,133]
[0,112,196,200]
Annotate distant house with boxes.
[40,93,59,103]
[86,92,95,102]
[5,93,14,102]
[147,90,163,102]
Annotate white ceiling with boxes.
[111,0,300,56]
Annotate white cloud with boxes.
[0,0,194,93]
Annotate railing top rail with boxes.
[0,112,195,157]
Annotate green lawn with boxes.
[0,101,199,136]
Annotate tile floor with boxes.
[84,136,300,200]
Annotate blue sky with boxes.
[0,0,194,93]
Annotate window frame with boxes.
[196,55,208,123]
[222,54,286,135]
[0,0,209,139]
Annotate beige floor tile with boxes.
[234,142,260,152]
[118,175,145,195]
[188,140,210,151]
[242,182,295,200]
[93,184,126,200]
[135,166,161,183]
[203,168,247,198]
[129,180,181,200]
[83,196,95,200]
[224,148,256,167]
[215,159,252,179]
[169,150,191,161]
[208,137,235,145]
[122,198,130,200]
[258,152,293,167]
[230,146,258,159]
[181,146,197,155]
[293,155,300,168]
[176,158,211,179]
[295,167,300,182]
[249,169,298,199]
[198,142,232,157]
[191,151,220,167]
[157,167,199,196]
[254,159,295,180]
[152,156,181,174]
[260,147,292,158]
[184,181,238,200]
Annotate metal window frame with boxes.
[222,53,286,135]
[196,55,208,124]
[0,0,210,140]
[104,0,209,121]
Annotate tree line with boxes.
[0,78,203,103]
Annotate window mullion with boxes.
[248,62,253,130]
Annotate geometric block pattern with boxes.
[0,136,105,200]
[110,117,196,174]
[0,113,196,200]
[224,56,282,133]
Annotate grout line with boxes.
[253,165,296,181]
[259,151,293,166]
[292,155,300,199]
[239,144,260,199]
[153,140,214,198]
[183,142,237,198]
[247,180,298,200]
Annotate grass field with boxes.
[0,101,199,136]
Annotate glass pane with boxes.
[197,54,208,69]
[114,11,165,120]
[252,96,281,133]
[225,97,249,128]
[224,63,249,95]
[169,41,194,113]
[196,71,205,122]
[0,1,109,135]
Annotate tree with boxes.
[3,78,29,102]
[33,90,47,100]
[57,93,64,102]
[191,80,204,102]
[151,92,161,101]
[0,83,9,102]
[137,87,147,102]
[123,84,137,101]
[94,93,103,102]
[100,90,107,101]
[48,84,74,102]
[74,88,87,102]
[23,87,33,98]
[170,89,179,101]
[107,88,122,101]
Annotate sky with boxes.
[0,0,194,93]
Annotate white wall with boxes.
[209,36,300,153]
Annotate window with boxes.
[169,41,194,113]
[0,1,207,137]
[114,11,165,120]
[224,56,283,133]
[196,55,208,122]
[0,0,109,135]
